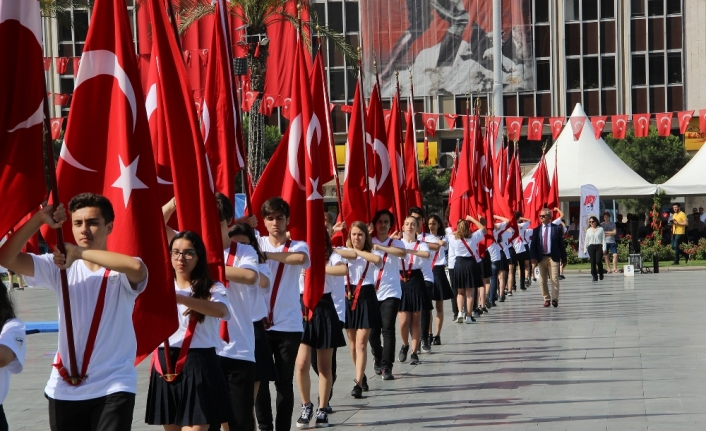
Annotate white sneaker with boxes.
[456,315,464,323]
[465,317,474,324]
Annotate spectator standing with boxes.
[583,217,606,282]
[671,203,690,265]
[601,213,619,273]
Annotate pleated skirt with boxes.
[480,253,492,279]
[453,256,484,289]
[145,347,233,426]
[302,293,347,349]
[253,320,277,382]
[430,266,454,300]
[344,284,382,329]
[399,269,430,312]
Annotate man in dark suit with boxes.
[530,208,567,307]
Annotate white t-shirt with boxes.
[170,281,231,349]
[448,231,484,262]
[400,239,431,271]
[327,252,347,322]
[422,233,447,267]
[250,263,271,322]
[258,238,310,333]
[416,233,437,282]
[218,244,259,362]
[445,227,456,269]
[26,254,147,401]
[486,240,502,262]
[523,223,533,246]
[496,223,514,259]
[347,254,382,286]
[372,237,404,301]
[0,318,25,405]
[514,221,530,253]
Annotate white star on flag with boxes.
[112,155,148,207]
[307,177,323,201]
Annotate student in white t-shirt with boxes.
[0,194,147,431]
[448,216,486,324]
[255,197,310,431]
[425,214,453,345]
[409,207,436,354]
[0,286,26,431]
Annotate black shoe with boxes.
[315,408,329,427]
[361,374,369,391]
[499,295,505,302]
[409,352,420,365]
[469,315,476,322]
[382,368,395,380]
[296,402,314,428]
[420,338,431,353]
[351,381,363,398]
[559,274,566,280]
[432,335,441,345]
[592,277,598,282]
[520,285,527,291]
[481,307,488,313]
[513,285,517,291]
[552,299,558,308]
[599,274,604,280]
[398,345,409,362]
[507,290,513,297]
[492,300,497,306]
[373,358,382,375]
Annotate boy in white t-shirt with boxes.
[0,288,26,431]
[0,194,148,431]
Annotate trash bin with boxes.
[653,253,659,273]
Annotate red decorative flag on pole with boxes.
[385,88,407,230]
[404,95,423,210]
[526,117,544,141]
[547,150,559,210]
[569,114,587,141]
[505,116,523,142]
[47,0,177,363]
[612,115,629,139]
[55,57,69,74]
[523,154,549,228]
[443,113,459,130]
[259,94,282,116]
[633,113,651,138]
[655,112,673,137]
[309,50,335,189]
[366,84,395,214]
[0,0,47,238]
[549,117,565,140]
[591,116,608,139]
[677,110,694,135]
[341,79,371,227]
[50,117,65,140]
[72,57,81,77]
[421,113,439,137]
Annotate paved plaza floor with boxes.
[5,268,706,430]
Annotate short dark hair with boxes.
[408,206,425,218]
[261,196,290,218]
[68,193,115,224]
[673,203,681,208]
[215,192,233,223]
[372,209,395,227]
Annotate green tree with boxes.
[604,126,690,213]
[419,165,450,217]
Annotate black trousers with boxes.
[209,357,256,431]
[47,391,135,431]
[0,405,7,431]
[420,281,433,338]
[369,297,400,370]
[516,250,529,287]
[587,244,604,278]
[448,268,458,316]
[255,330,302,431]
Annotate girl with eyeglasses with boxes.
[584,216,606,281]
[145,231,233,430]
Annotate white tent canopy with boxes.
[522,104,657,200]
[659,143,706,196]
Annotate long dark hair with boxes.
[427,214,445,236]
[228,223,266,263]
[325,228,333,261]
[0,288,16,329]
[169,231,213,323]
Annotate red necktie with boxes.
[543,225,549,254]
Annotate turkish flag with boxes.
[340,104,354,114]
[310,50,335,187]
[50,117,65,140]
[259,93,282,116]
[385,90,406,230]
[444,113,459,130]
[611,115,629,139]
[45,0,177,363]
[73,57,81,77]
[506,116,523,142]
[404,96,423,211]
[0,0,47,239]
[146,0,224,281]
[523,154,549,228]
[366,84,395,214]
[526,117,544,141]
[633,113,651,138]
[655,112,673,137]
[448,111,480,226]
[547,151,559,210]
[341,80,371,227]
[477,116,495,227]
[383,109,392,129]
[43,57,52,71]
[569,115,587,141]
[677,110,694,134]
[242,91,259,112]
[145,53,173,205]
[11,209,41,254]
[549,117,565,140]
[202,0,246,206]
[281,97,293,120]
[54,93,71,106]
[494,144,508,198]
[421,113,439,137]
[591,116,608,139]
[55,57,69,74]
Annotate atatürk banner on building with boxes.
[360,0,535,97]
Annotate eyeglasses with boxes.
[170,250,196,261]
[590,220,597,224]
[539,214,550,218]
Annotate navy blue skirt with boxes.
[302,293,347,349]
[431,266,454,300]
[399,269,429,312]
[344,284,382,329]
[454,256,484,289]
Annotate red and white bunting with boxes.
[444,113,459,130]
[677,110,694,134]
[549,117,565,140]
[421,113,439,137]
[633,113,651,138]
[655,112,673,137]
[506,116,523,142]
[611,115,629,139]
[569,115,587,141]
[590,116,607,139]
[526,117,544,141]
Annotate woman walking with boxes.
[448,216,486,324]
[584,216,606,281]
[426,214,453,344]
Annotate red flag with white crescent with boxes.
[50,117,65,140]
[655,112,673,137]
[421,113,439,137]
[591,116,608,139]
[310,50,335,186]
[242,90,259,112]
[0,0,47,239]
[341,80,371,227]
[569,115,587,141]
[547,151,559,210]
[259,93,282,116]
[444,113,459,130]
[549,117,565,140]
[44,0,177,363]
[633,113,651,138]
[611,115,629,139]
[505,116,523,142]
[526,117,544,141]
[56,57,69,74]
[404,96,423,210]
[677,110,694,135]
[366,84,394,214]
[385,88,407,230]
[523,154,549,228]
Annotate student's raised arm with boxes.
[54,244,147,288]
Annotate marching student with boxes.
[0,276,26,431]
[409,207,436,354]
[449,216,486,324]
[445,223,459,319]
[0,195,146,431]
[484,225,504,307]
[494,216,516,300]
[146,231,233,429]
[294,230,347,428]
[514,213,531,291]
[255,197,310,431]
[341,221,383,398]
[369,210,406,381]
[397,217,431,366]
[425,214,453,345]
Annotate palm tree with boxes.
[176,0,356,183]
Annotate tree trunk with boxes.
[246,40,269,185]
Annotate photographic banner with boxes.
[579,184,600,259]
